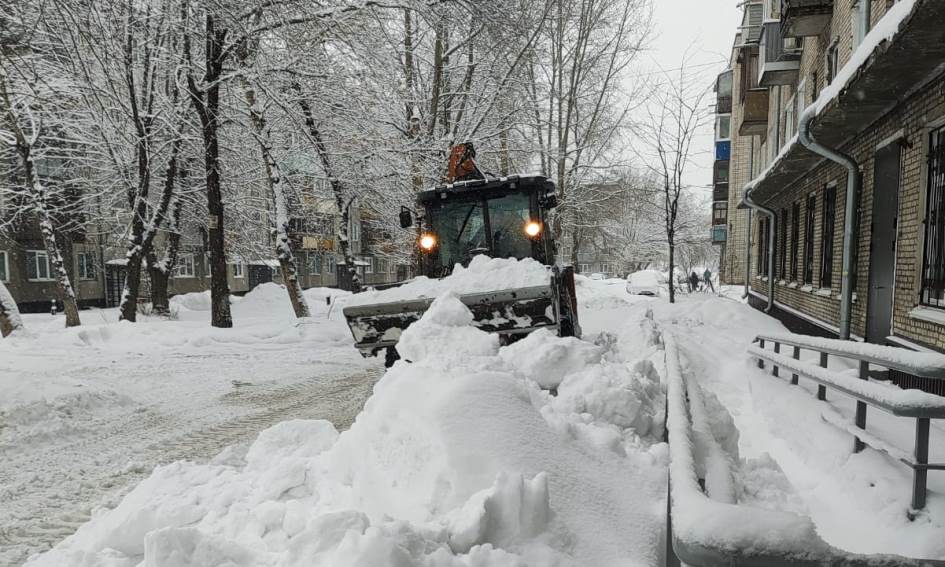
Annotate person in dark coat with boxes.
[689,271,700,293]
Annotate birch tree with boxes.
[0,71,82,326]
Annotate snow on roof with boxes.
[813,0,917,115]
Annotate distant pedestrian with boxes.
[703,268,715,293]
[689,271,700,293]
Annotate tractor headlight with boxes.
[524,221,542,237]
[419,233,437,250]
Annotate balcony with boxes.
[738,88,769,136]
[715,141,731,161]
[781,0,833,37]
[713,184,729,203]
[716,70,733,113]
[759,21,801,86]
[711,226,727,244]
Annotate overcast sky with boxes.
[640,0,742,194]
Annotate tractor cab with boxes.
[400,175,558,278]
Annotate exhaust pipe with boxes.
[798,105,860,340]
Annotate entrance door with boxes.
[248,265,273,291]
[865,142,901,343]
[105,264,126,308]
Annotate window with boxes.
[77,251,97,280]
[349,222,360,242]
[796,80,807,128]
[784,93,797,141]
[600,263,613,274]
[26,250,52,281]
[790,202,800,281]
[713,202,728,225]
[376,258,387,274]
[0,250,8,282]
[821,185,837,288]
[326,255,336,276]
[804,194,816,285]
[920,125,945,307]
[363,257,373,274]
[578,263,590,273]
[389,260,396,274]
[310,253,321,275]
[176,254,196,278]
[779,209,788,279]
[716,115,731,141]
[854,0,872,47]
[233,263,244,278]
[826,43,839,84]
[811,70,819,103]
[758,217,770,276]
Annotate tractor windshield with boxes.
[430,192,533,270]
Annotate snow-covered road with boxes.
[0,285,381,565]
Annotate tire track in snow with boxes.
[0,367,380,566]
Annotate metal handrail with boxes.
[666,333,945,566]
[751,333,945,512]
[755,333,945,379]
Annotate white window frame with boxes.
[310,253,321,275]
[716,114,732,142]
[578,263,590,273]
[26,249,53,281]
[0,250,8,282]
[176,254,196,278]
[363,256,373,274]
[232,262,244,278]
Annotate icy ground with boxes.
[0,285,381,565]
[6,272,945,566]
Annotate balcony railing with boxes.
[759,21,801,86]
[711,226,727,243]
[738,88,769,136]
[781,0,833,37]
[713,184,729,203]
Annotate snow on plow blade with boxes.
[343,284,557,356]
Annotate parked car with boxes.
[626,270,662,296]
[588,272,607,280]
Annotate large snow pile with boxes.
[346,256,551,307]
[30,292,668,567]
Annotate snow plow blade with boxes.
[343,283,559,357]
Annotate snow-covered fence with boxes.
[665,333,945,566]
[749,333,945,513]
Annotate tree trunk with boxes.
[0,279,24,337]
[668,239,676,304]
[240,75,310,318]
[297,97,362,293]
[187,15,232,328]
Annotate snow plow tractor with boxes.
[342,147,580,366]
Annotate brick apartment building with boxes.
[717,0,945,363]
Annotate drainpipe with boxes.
[742,181,777,312]
[798,104,860,340]
[742,207,752,299]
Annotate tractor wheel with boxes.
[384,346,401,368]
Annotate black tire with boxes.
[384,346,401,368]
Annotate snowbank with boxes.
[30,292,668,567]
[346,256,551,307]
